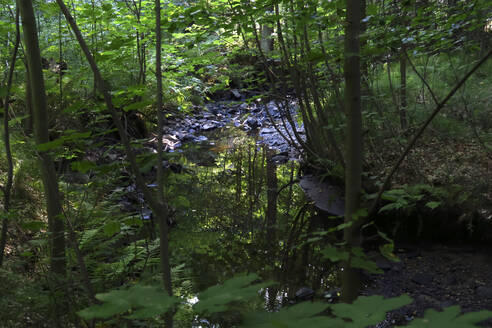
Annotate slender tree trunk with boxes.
[0,5,20,267]
[235,152,242,203]
[19,0,66,276]
[265,149,278,244]
[260,7,274,53]
[58,12,63,108]
[341,0,362,303]
[155,0,174,326]
[24,66,34,134]
[400,46,407,130]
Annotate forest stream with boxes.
[115,98,492,327]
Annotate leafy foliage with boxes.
[78,284,178,320]
[194,273,272,314]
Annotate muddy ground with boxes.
[363,243,492,327]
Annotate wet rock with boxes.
[299,175,344,216]
[202,122,218,131]
[323,289,341,303]
[476,286,492,299]
[195,135,208,142]
[141,208,152,220]
[260,127,276,135]
[227,107,238,114]
[270,152,289,165]
[182,134,197,142]
[412,273,434,285]
[295,287,315,301]
[246,117,260,129]
[231,89,242,99]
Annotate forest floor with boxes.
[363,243,492,327]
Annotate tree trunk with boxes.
[19,0,66,276]
[341,0,363,304]
[0,5,20,267]
[265,149,278,244]
[400,47,408,130]
[260,8,274,54]
[24,67,34,134]
[155,0,174,326]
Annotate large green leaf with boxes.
[194,273,272,314]
[321,245,349,262]
[241,301,345,328]
[77,285,178,320]
[331,295,413,328]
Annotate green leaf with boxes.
[79,290,132,319]
[173,196,191,209]
[124,285,179,319]
[103,220,121,236]
[0,85,6,98]
[194,273,272,314]
[379,243,400,262]
[71,160,97,174]
[124,100,153,112]
[78,285,178,320]
[21,221,46,232]
[36,138,64,152]
[242,301,345,328]
[321,246,349,262]
[379,202,404,212]
[332,295,413,327]
[351,254,382,274]
[425,201,441,210]
[399,306,492,328]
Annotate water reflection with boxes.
[167,126,338,323]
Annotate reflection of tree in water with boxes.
[173,133,338,312]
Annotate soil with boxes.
[363,243,492,327]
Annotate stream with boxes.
[111,98,492,327]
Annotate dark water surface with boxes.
[164,124,338,320]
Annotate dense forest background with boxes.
[0,0,491,327]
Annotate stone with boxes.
[476,286,492,299]
[299,175,344,216]
[231,89,242,99]
[260,127,276,135]
[246,117,260,129]
[295,287,315,301]
[270,152,289,165]
[411,273,434,285]
[202,123,217,131]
